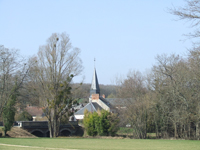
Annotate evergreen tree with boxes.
[2,84,19,135]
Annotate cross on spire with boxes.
[94,58,96,68]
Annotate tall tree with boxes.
[149,54,192,138]
[116,70,149,139]
[29,32,83,138]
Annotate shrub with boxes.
[83,110,97,136]
[83,109,119,136]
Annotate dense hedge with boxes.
[83,109,119,136]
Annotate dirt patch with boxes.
[6,127,37,138]
[0,143,79,150]
[83,135,130,139]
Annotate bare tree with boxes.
[0,45,29,118]
[149,54,194,138]
[169,0,200,138]
[29,32,83,138]
[116,70,149,139]
[170,0,200,39]
[187,47,200,139]
[115,52,200,139]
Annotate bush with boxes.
[83,109,119,136]
[83,110,97,136]
[107,113,120,136]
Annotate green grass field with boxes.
[0,138,200,150]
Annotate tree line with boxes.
[115,0,200,139]
[116,52,200,139]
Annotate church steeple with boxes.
[90,68,100,97]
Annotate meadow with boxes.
[0,138,200,150]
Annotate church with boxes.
[74,68,115,120]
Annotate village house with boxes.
[25,105,47,121]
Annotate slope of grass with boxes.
[0,138,200,150]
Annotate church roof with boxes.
[92,102,103,111]
[99,97,110,107]
[26,106,45,117]
[74,102,103,115]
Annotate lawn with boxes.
[0,138,200,150]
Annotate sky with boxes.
[0,0,195,85]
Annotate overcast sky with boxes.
[0,0,194,85]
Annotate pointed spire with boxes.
[90,68,100,97]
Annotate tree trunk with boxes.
[49,126,53,138]
[53,108,57,137]
[48,120,53,138]
[53,121,57,137]
[174,122,178,138]
[154,116,159,138]
[145,110,147,139]
[196,122,199,140]
[188,122,190,139]
[183,124,187,139]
